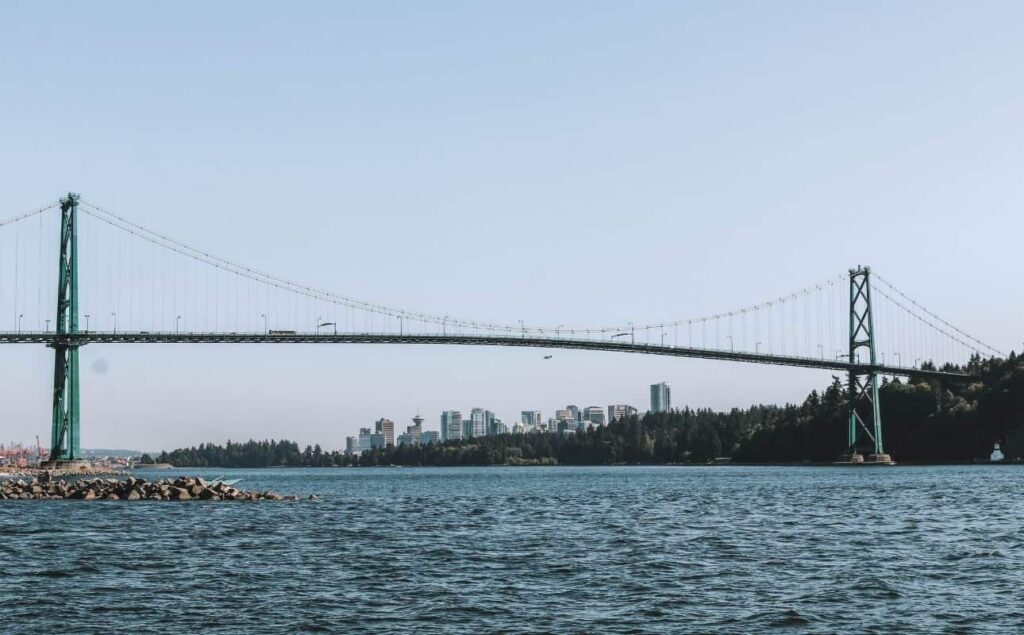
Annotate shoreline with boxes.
[118,460,1022,470]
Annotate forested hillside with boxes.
[159,353,1022,467]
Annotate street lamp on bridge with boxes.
[111,312,117,334]
[84,314,90,332]
[260,314,267,335]
[176,315,182,334]
[17,314,23,334]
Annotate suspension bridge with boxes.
[0,194,1004,466]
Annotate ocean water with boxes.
[1,465,1022,634]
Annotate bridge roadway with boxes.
[0,331,969,381]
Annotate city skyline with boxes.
[342,382,667,452]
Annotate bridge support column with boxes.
[845,266,892,464]
[46,193,83,466]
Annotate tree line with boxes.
[156,353,1023,467]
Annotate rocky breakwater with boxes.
[0,474,307,501]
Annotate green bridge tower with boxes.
[48,193,81,464]
[846,266,891,464]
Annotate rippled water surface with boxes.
[2,465,1023,633]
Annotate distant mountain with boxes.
[81,448,152,458]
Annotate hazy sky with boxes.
[1,2,1021,451]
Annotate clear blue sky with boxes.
[1,1,1021,451]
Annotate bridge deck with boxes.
[0,331,969,381]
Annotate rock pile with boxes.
[0,474,306,501]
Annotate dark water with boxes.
[2,465,1023,634]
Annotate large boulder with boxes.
[170,487,192,501]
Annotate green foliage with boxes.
[158,439,304,468]
[736,353,1024,462]
[159,354,1023,467]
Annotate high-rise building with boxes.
[488,417,507,436]
[441,411,462,442]
[566,405,581,423]
[608,404,638,423]
[469,408,488,437]
[650,383,671,413]
[521,411,542,429]
[420,430,440,445]
[345,436,358,455]
[408,415,423,443]
[553,407,581,431]
[583,406,606,426]
[398,415,425,446]
[375,418,395,446]
[358,427,374,452]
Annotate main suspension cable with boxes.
[873,273,1002,357]
[0,202,59,228]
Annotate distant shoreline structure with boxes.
[128,459,1019,470]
